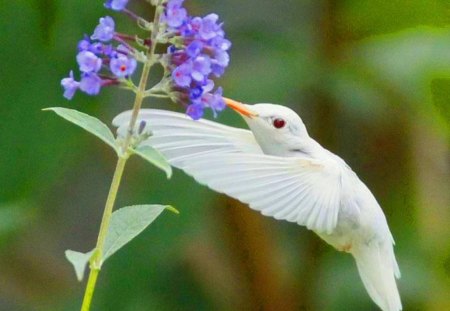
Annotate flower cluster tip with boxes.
[163,0,231,119]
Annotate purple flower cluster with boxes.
[104,0,129,11]
[61,0,232,121]
[163,0,231,119]
[61,15,137,100]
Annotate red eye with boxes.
[272,118,286,129]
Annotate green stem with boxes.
[80,255,99,311]
[145,93,170,99]
[122,6,163,149]
[79,4,163,311]
[80,152,127,311]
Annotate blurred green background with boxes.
[1,0,449,310]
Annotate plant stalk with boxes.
[79,4,163,311]
[80,156,127,311]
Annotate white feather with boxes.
[353,244,402,311]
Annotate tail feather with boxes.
[352,244,402,311]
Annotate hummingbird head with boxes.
[224,98,311,156]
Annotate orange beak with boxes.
[223,97,258,118]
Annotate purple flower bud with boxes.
[61,71,80,100]
[213,50,229,67]
[167,0,185,10]
[167,45,177,54]
[199,14,221,40]
[191,56,211,82]
[163,0,187,28]
[211,64,225,77]
[91,16,115,42]
[201,79,214,92]
[186,102,204,120]
[104,0,128,11]
[116,44,131,55]
[78,36,91,51]
[172,63,192,87]
[188,17,202,35]
[209,87,225,112]
[197,87,225,117]
[186,40,203,58]
[138,120,147,135]
[80,73,102,95]
[76,51,103,73]
[102,44,114,56]
[211,50,229,77]
[89,42,104,55]
[211,36,232,51]
[189,85,203,100]
[110,54,137,78]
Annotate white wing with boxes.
[113,109,343,234]
[113,109,262,155]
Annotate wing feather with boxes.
[113,109,343,234]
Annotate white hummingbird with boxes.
[113,98,402,311]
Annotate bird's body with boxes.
[113,101,401,311]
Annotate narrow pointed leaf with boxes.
[44,107,119,154]
[65,249,95,282]
[102,205,170,263]
[132,146,172,178]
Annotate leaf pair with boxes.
[43,107,172,178]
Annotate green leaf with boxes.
[132,146,172,178]
[65,249,95,282]
[43,107,119,154]
[102,205,173,263]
